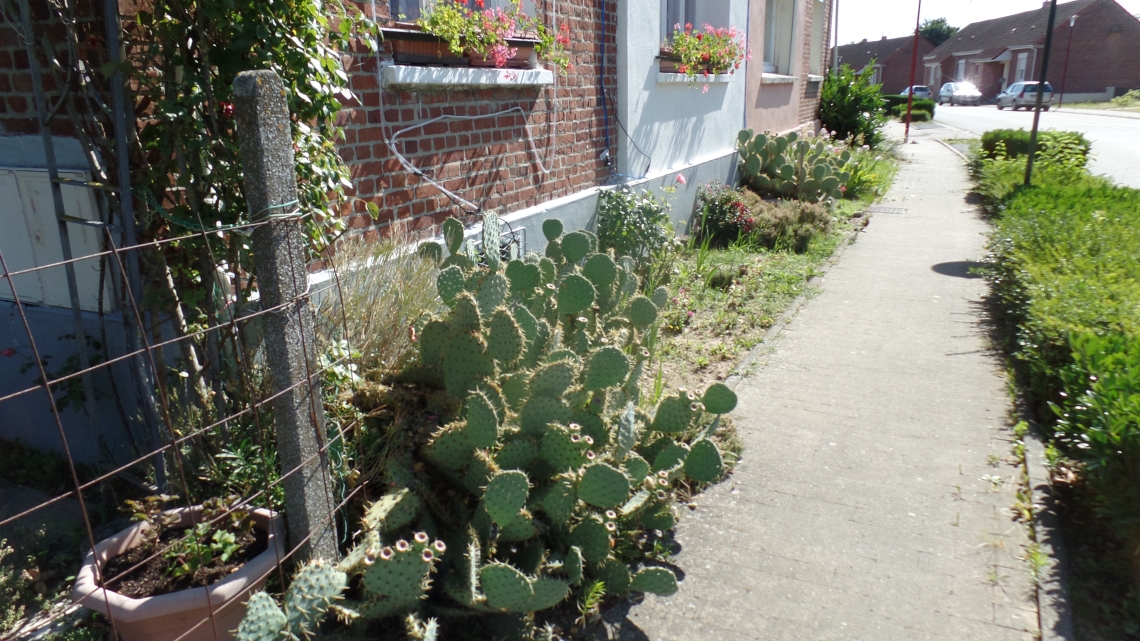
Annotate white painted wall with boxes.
[615,0,748,180]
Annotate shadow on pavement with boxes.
[931,261,985,279]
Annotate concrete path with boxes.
[611,126,1037,640]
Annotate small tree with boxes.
[920,18,959,47]
[819,64,887,147]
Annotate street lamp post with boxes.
[903,0,923,143]
[1025,0,1059,187]
[1058,14,1077,109]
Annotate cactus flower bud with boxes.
[584,436,594,445]
[433,540,447,553]
[656,490,667,500]
[364,554,376,565]
[414,531,429,544]
[571,434,581,443]
[658,477,669,487]
[605,521,617,532]
[586,451,596,461]
[657,470,668,478]
[569,423,581,431]
[396,540,410,552]
[690,402,701,412]
[380,547,394,560]
[605,510,617,520]
[422,549,434,562]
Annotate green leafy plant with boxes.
[693,182,753,247]
[884,95,936,117]
[1111,89,1140,107]
[662,23,748,83]
[979,129,1091,165]
[124,494,256,579]
[819,64,887,146]
[597,187,678,278]
[237,213,738,637]
[1,540,24,634]
[736,190,833,253]
[418,0,571,70]
[736,129,852,203]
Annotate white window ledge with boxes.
[381,65,553,90]
[657,72,735,84]
[807,74,824,83]
[761,73,797,84]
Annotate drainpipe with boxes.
[1058,14,1077,109]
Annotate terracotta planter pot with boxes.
[72,507,284,641]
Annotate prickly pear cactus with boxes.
[243,215,742,637]
[235,559,348,641]
[736,128,852,203]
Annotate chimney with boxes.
[861,38,868,43]
[882,35,888,40]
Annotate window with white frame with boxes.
[660,0,730,42]
[393,0,534,21]
[809,0,825,75]
[764,0,797,75]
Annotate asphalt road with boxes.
[933,105,1140,188]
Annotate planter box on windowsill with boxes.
[382,65,554,90]
[655,51,734,85]
[381,26,538,69]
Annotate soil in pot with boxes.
[99,526,268,598]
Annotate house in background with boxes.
[745,0,833,134]
[832,35,935,94]
[923,0,1140,102]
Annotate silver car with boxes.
[938,82,982,106]
[901,86,933,100]
[997,81,1054,110]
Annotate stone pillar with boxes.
[233,70,338,562]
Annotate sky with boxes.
[835,0,1140,45]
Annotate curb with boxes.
[1023,426,1076,641]
[723,220,865,390]
[1051,107,1140,121]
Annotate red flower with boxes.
[701,53,710,62]
[219,101,235,119]
[696,33,702,41]
[475,0,484,7]
[0,348,15,358]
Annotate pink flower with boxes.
[0,348,14,358]
[675,174,687,185]
[702,84,709,93]
[687,311,694,318]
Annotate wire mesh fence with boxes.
[0,74,378,641]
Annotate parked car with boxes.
[901,86,933,100]
[997,81,1054,110]
[938,82,982,106]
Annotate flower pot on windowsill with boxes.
[383,26,469,66]
[656,50,729,76]
[72,507,284,641]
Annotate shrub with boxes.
[842,147,898,201]
[597,187,675,270]
[317,228,443,372]
[1111,89,1140,107]
[985,177,1140,553]
[887,98,936,117]
[738,190,832,253]
[970,132,1096,213]
[819,64,887,147]
[693,182,753,247]
[907,109,931,122]
[979,128,1091,164]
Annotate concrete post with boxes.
[233,70,338,562]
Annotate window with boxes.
[764,0,797,75]
[1015,52,1028,82]
[955,58,965,81]
[393,0,534,21]
[809,0,825,75]
[661,0,696,41]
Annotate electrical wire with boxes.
[597,0,652,182]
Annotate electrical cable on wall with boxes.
[597,0,652,182]
[365,0,561,216]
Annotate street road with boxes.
[933,105,1140,188]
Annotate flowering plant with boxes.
[417,0,571,71]
[663,23,749,81]
[693,181,754,247]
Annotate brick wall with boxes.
[338,0,618,241]
[795,0,831,126]
[878,37,934,95]
[1051,0,1140,94]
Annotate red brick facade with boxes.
[797,0,830,125]
[338,0,618,240]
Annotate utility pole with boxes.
[1025,0,1058,187]
[832,0,840,73]
[1057,14,1077,109]
[903,0,923,143]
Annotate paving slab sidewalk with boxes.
[609,126,1037,640]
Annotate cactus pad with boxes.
[650,394,696,433]
[480,563,534,612]
[578,463,631,508]
[569,515,611,564]
[494,437,539,471]
[506,260,541,296]
[477,273,509,317]
[583,347,630,391]
[630,567,678,596]
[530,577,570,611]
[418,320,449,366]
[652,441,690,473]
[702,383,737,414]
[442,331,493,396]
[545,349,581,366]
[463,449,497,494]
[486,309,524,366]
[529,361,576,398]
[557,274,596,315]
[481,212,502,271]
[520,396,570,437]
[542,219,564,241]
[622,454,650,483]
[594,558,631,596]
[483,470,530,526]
[651,286,670,309]
[450,293,481,334]
[545,238,563,262]
[564,546,584,585]
[684,439,724,483]
[628,296,658,329]
[424,424,474,471]
[538,475,577,522]
[540,425,586,472]
[442,218,465,255]
[284,560,347,637]
[572,409,610,448]
[464,391,500,449]
[236,591,286,641]
[363,488,421,533]
[437,266,467,306]
[582,254,618,290]
[641,502,675,530]
[500,372,530,412]
[560,231,590,263]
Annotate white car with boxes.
[901,86,933,100]
[938,82,982,106]
[997,81,1054,110]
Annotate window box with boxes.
[656,49,731,76]
[382,26,538,69]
